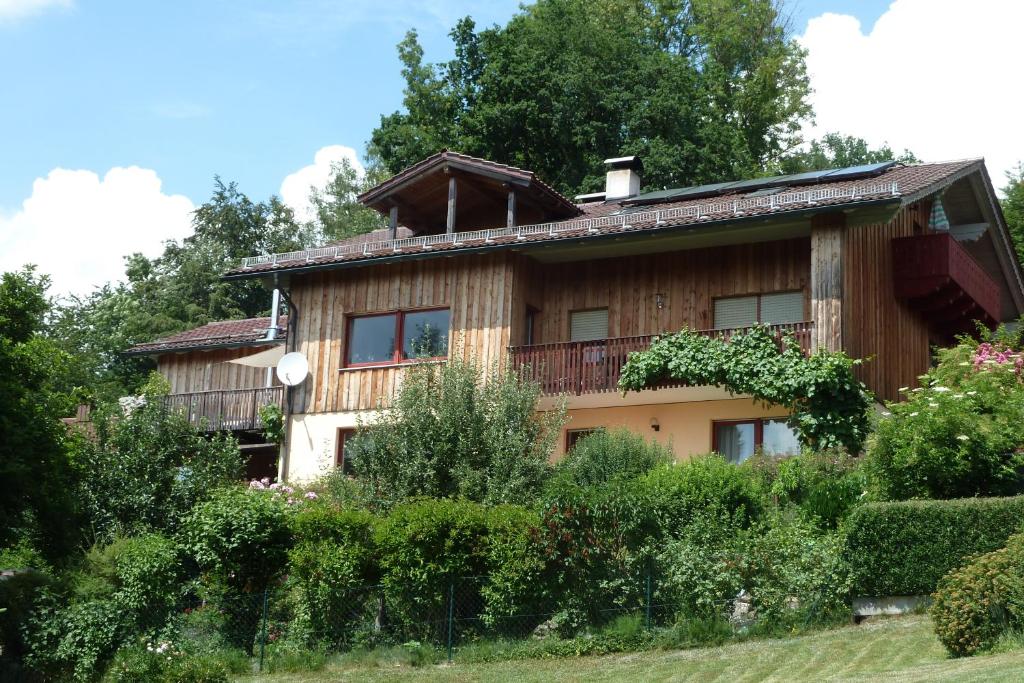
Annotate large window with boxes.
[570,308,609,342]
[345,308,450,366]
[712,418,800,464]
[713,291,804,330]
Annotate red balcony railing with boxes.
[892,233,1001,327]
[161,386,284,432]
[509,322,813,396]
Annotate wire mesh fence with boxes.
[162,572,843,673]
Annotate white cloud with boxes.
[279,145,363,223]
[799,0,1024,186]
[0,167,194,297]
[0,0,71,22]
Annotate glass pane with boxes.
[762,419,801,456]
[347,314,396,364]
[402,309,450,359]
[715,422,756,464]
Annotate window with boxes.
[714,292,803,330]
[345,308,450,366]
[570,308,609,342]
[712,418,799,464]
[525,306,539,345]
[566,428,600,452]
[336,428,357,475]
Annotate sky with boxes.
[1,0,1020,297]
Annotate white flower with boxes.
[967,391,978,396]
[959,362,970,366]
[928,403,939,408]
[910,412,919,417]
[957,435,969,441]
[953,394,964,399]
[911,387,923,392]
[881,411,892,417]
[898,386,910,392]
[933,386,951,393]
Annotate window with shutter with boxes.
[760,292,804,325]
[714,296,757,330]
[570,309,609,342]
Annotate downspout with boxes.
[264,288,280,387]
[275,279,297,483]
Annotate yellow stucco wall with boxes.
[554,398,791,460]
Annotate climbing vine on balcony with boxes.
[618,325,873,453]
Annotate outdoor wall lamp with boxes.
[650,417,660,432]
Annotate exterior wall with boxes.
[843,202,933,402]
[290,252,517,414]
[555,399,792,460]
[284,410,381,482]
[524,238,811,342]
[158,346,279,394]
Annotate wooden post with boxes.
[446,176,457,234]
[389,205,398,239]
[810,212,846,353]
[506,189,517,228]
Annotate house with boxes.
[125,315,288,478]
[145,150,1024,481]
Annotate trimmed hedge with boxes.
[844,496,1024,596]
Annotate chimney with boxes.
[604,156,643,200]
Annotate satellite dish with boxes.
[276,352,309,387]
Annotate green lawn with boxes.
[252,616,1024,682]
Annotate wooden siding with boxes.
[525,238,811,342]
[843,202,933,403]
[291,252,516,413]
[158,346,279,394]
[810,213,846,352]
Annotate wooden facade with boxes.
[158,346,280,394]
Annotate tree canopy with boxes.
[370,0,812,195]
[1001,163,1024,264]
[777,133,919,174]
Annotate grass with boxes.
[247,615,1024,682]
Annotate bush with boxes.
[757,450,866,528]
[0,568,52,671]
[348,359,564,506]
[844,496,1024,596]
[867,341,1024,500]
[931,532,1024,657]
[103,642,230,683]
[551,428,672,487]
[27,596,130,681]
[480,505,549,634]
[110,534,181,618]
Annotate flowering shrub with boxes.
[931,532,1024,657]
[868,339,1024,500]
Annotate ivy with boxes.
[618,325,872,453]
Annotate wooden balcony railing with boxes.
[509,322,813,396]
[161,386,285,432]
[892,233,1001,326]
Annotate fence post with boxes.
[446,581,456,664]
[645,572,652,630]
[258,589,269,672]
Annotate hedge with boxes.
[844,496,1024,596]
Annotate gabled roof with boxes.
[125,316,288,355]
[227,159,982,278]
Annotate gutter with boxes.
[123,337,285,357]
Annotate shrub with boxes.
[110,534,182,619]
[0,568,52,670]
[551,428,672,488]
[27,596,130,682]
[759,450,866,527]
[348,359,564,506]
[931,532,1024,657]
[103,642,230,683]
[844,496,1024,596]
[867,341,1024,500]
[480,505,549,634]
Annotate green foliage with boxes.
[843,496,1024,597]
[349,359,564,506]
[655,512,745,619]
[27,595,130,682]
[777,133,918,174]
[370,0,811,195]
[0,568,53,669]
[259,403,285,445]
[757,450,866,528]
[551,428,672,488]
[74,400,244,540]
[103,643,230,683]
[619,325,872,453]
[106,534,182,618]
[480,505,549,631]
[309,157,387,241]
[184,487,291,593]
[931,532,1024,657]
[0,268,80,561]
[1001,163,1024,264]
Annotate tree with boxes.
[777,133,919,174]
[369,0,811,195]
[1001,163,1024,264]
[0,268,79,561]
[309,158,387,241]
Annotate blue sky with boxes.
[3,0,1019,296]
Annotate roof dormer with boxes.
[357,150,581,236]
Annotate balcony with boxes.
[892,233,1000,329]
[509,322,813,396]
[161,386,285,432]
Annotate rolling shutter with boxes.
[714,296,757,330]
[760,292,804,325]
[570,309,609,341]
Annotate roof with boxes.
[357,150,580,220]
[126,316,288,355]
[226,159,983,279]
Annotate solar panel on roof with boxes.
[821,161,897,181]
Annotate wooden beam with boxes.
[388,205,398,239]
[507,190,517,228]
[810,212,846,353]
[446,176,457,234]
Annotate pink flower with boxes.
[304,491,318,500]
